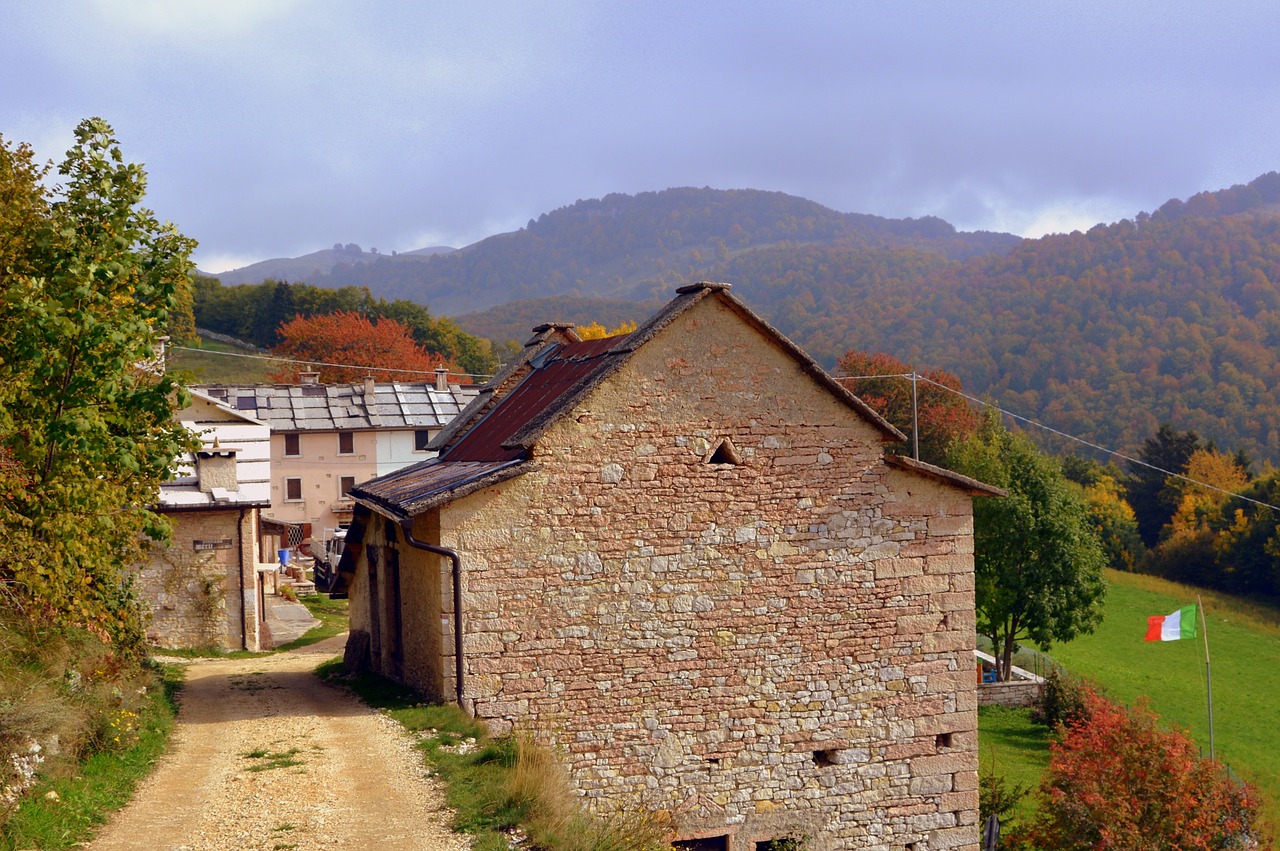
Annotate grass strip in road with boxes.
[0,665,182,851]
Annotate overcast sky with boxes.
[4,1,1279,274]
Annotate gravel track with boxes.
[86,635,470,851]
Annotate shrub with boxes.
[1011,692,1268,850]
[1030,667,1090,729]
[979,765,1029,830]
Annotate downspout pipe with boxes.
[399,518,466,708]
[238,506,248,650]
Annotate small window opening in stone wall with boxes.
[812,748,838,767]
[757,839,804,851]
[936,732,953,751]
[673,837,728,851]
[707,437,741,466]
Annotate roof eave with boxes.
[884,454,1006,496]
[351,459,535,519]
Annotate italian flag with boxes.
[1145,604,1198,641]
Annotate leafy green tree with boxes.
[948,413,1107,680]
[0,118,198,654]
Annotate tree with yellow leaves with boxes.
[574,320,637,340]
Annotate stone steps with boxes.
[281,579,316,596]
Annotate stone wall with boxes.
[138,508,261,650]
[977,682,1043,708]
[365,297,981,850]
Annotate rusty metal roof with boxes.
[349,336,626,517]
[445,336,626,462]
[352,458,530,519]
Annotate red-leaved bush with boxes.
[1010,691,1268,850]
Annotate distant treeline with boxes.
[192,277,500,377]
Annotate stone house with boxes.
[142,390,272,650]
[338,283,1001,850]
[194,372,477,554]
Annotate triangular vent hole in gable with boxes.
[707,438,741,466]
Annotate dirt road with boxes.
[86,635,469,851]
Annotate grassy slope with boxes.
[978,569,1280,827]
[976,706,1049,822]
[0,666,182,851]
[1049,569,1280,821]
[168,336,282,384]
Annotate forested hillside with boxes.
[794,208,1280,463]
[303,187,1020,314]
[199,175,1280,464]
[661,174,1280,464]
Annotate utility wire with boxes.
[169,344,495,382]
[836,373,1280,515]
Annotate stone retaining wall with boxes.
[978,681,1043,708]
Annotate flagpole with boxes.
[1199,594,1214,760]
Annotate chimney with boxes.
[299,371,321,385]
[196,438,239,494]
[435,367,449,391]
[137,335,169,375]
[365,375,376,396]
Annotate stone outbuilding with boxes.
[141,390,272,650]
[338,283,1001,850]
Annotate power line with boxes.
[837,372,1280,515]
[169,344,495,382]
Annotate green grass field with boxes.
[1050,569,1280,822]
[976,705,1049,823]
[979,569,1280,828]
[168,336,284,384]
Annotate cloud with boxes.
[86,0,304,37]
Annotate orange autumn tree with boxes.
[269,311,453,383]
[575,320,637,340]
[836,351,981,466]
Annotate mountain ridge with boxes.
[194,175,1280,463]
[200,187,1021,314]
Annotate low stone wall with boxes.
[978,680,1043,707]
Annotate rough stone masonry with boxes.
[347,286,993,850]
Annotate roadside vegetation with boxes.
[0,616,181,850]
[317,660,671,851]
[0,119,196,850]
